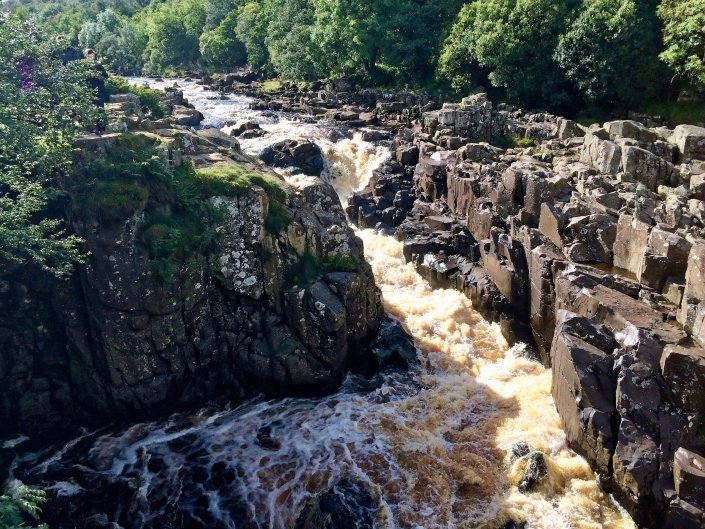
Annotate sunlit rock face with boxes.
[0,95,382,443]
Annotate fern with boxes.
[0,486,49,529]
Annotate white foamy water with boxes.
[19,78,634,529]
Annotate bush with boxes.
[105,75,165,118]
[0,486,48,529]
[0,15,101,277]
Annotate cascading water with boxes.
[15,79,635,529]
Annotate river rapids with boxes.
[13,79,636,529]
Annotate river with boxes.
[16,79,635,529]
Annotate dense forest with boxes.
[4,0,705,115]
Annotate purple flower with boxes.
[21,77,37,93]
[15,57,35,76]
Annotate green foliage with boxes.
[265,0,320,81]
[235,2,271,72]
[640,100,705,125]
[199,10,247,69]
[105,75,165,118]
[286,252,362,287]
[658,0,705,89]
[78,8,146,74]
[0,15,101,277]
[512,136,535,148]
[142,0,206,73]
[0,486,49,529]
[555,0,663,109]
[439,0,580,111]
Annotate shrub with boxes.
[0,15,101,277]
[105,75,165,118]
[0,486,49,529]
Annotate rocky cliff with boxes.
[0,91,382,450]
[338,93,705,527]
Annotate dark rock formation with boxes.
[294,478,384,529]
[260,139,325,176]
[0,105,382,448]
[337,92,705,526]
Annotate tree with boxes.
[200,10,247,69]
[265,0,320,81]
[658,0,705,90]
[204,0,238,29]
[78,9,146,74]
[555,0,662,109]
[311,0,387,78]
[0,15,100,276]
[142,0,206,72]
[438,0,580,111]
[235,2,271,72]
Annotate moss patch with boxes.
[286,253,363,287]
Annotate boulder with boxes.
[260,139,324,176]
[172,105,204,126]
[672,124,705,163]
[604,120,657,143]
[660,343,705,412]
[396,144,419,166]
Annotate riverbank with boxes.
[205,74,705,527]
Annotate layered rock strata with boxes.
[344,93,705,527]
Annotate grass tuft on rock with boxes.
[286,253,363,287]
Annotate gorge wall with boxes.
[332,92,705,527]
[0,91,383,450]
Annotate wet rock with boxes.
[230,120,261,137]
[517,452,549,493]
[294,478,383,529]
[260,139,324,176]
[674,448,705,507]
[551,311,617,474]
[256,425,281,451]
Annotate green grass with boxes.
[192,164,287,203]
[511,136,535,148]
[640,100,705,126]
[105,75,166,119]
[286,253,363,287]
[260,79,283,93]
[83,181,149,221]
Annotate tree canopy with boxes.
[0,15,100,276]
[4,0,705,112]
